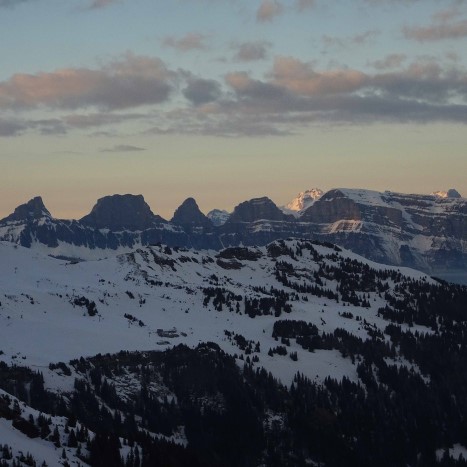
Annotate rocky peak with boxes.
[300,189,363,222]
[228,197,294,223]
[433,189,462,199]
[285,188,324,212]
[80,194,165,231]
[171,198,212,228]
[1,196,52,223]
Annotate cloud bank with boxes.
[0,54,174,111]
[162,33,207,51]
[1,53,467,138]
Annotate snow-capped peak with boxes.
[282,188,324,215]
[432,189,462,199]
[207,209,230,226]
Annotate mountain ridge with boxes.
[0,187,466,281]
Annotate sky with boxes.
[0,0,466,220]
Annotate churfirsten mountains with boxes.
[0,188,466,280]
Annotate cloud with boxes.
[322,30,379,49]
[2,49,467,139]
[370,53,407,70]
[256,0,283,22]
[0,0,120,9]
[0,117,68,137]
[363,0,424,3]
[183,78,222,106]
[226,71,288,101]
[87,0,120,9]
[0,0,33,7]
[162,33,207,51]
[295,0,315,11]
[232,41,271,61]
[404,19,467,41]
[62,112,146,129]
[0,54,175,111]
[0,119,27,136]
[101,144,146,152]
[271,57,367,96]
[211,57,467,135]
[404,8,467,41]
[271,56,467,103]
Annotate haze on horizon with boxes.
[1,0,466,219]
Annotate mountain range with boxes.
[1,188,465,283]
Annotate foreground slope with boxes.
[0,239,431,383]
[1,239,467,466]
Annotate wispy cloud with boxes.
[232,41,271,61]
[87,0,120,9]
[322,30,379,49]
[295,0,316,11]
[0,0,33,8]
[101,144,146,152]
[256,0,283,22]
[370,53,407,70]
[404,7,467,41]
[404,19,467,41]
[162,33,207,51]
[0,54,175,111]
[63,112,146,129]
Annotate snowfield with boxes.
[0,239,433,387]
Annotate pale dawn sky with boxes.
[1,0,466,219]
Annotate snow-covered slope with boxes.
[0,239,432,386]
[1,239,467,465]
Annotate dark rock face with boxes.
[171,198,212,229]
[447,189,462,199]
[1,196,51,222]
[227,197,294,223]
[80,194,165,231]
[299,189,467,274]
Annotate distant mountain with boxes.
[227,196,294,223]
[80,193,166,231]
[281,188,323,215]
[433,188,462,199]
[171,197,213,230]
[0,188,466,280]
[207,209,230,226]
[1,196,51,223]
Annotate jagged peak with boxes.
[171,197,212,227]
[284,188,324,212]
[0,196,52,223]
[280,188,324,217]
